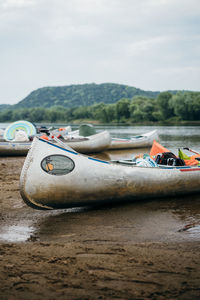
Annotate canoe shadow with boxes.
[32,193,200,243]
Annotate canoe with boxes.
[20,137,200,210]
[0,130,111,156]
[60,130,111,153]
[108,130,159,150]
[42,124,111,153]
[0,141,32,156]
[0,120,36,155]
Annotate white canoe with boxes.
[62,130,111,153]
[0,130,111,156]
[20,137,200,210]
[0,141,32,156]
[108,130,159,150]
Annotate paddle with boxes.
[48,132,78,153]
[183,147,200,155]
[51,135,66,147]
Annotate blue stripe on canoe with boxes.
[39,138,78,155]
[88,157,109,164]
[39,138,109,164]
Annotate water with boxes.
[1,123,199,154]
[0,224,34,242]
[95,125,200,155]
[0,124,199,242]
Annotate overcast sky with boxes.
[0,0,200,105]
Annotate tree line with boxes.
[0,91,199,124]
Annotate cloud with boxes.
[1,0,35,8]
[126,37,169,57]
[0,0,200,104]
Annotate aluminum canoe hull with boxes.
[108,130,159,150]
[19,137,200,210]
[63,130,111,153]
[0,141,32,156]
[0,130,111,156]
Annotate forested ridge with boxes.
[0,90,199,124]
[12,83,160,109]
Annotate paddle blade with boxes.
[179,149,200,166]
[178,149,190,160]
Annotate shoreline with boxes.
[0,156,200,299]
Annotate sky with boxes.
[0,0,200,105]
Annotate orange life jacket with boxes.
[40,135,49,140]
[184,154,200,166]
[150,140,170,157]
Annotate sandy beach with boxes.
[0,156,200,299]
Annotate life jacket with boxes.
[40,135,49,141]
[150,140,170,157]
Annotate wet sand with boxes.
[0,156,200,299]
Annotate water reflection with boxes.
[31,195,200,243]
[0,207,86,242]
[0,224,34,242]
[187,225,200,238]
[1,193,199,243]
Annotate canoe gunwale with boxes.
[38,138,200,171]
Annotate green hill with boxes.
[0,104,11,110]
[14,83,160,109]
